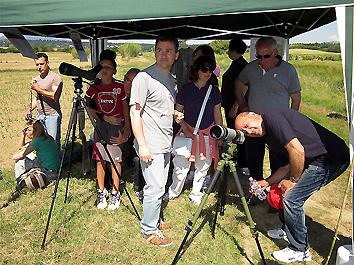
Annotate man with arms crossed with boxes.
[236,37,301,181]
[27,53,63,148]
[130,36,183,246]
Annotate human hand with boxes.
[182,128,194,139]
[139,144,153,163]
[121,127,131,143]
[22,126,28,135]
[110,132,124,145]
[257,179,270,189]
[278,179,295,197]
[30,79,40,92]
[103,115,123,125]
[174,110,184,124]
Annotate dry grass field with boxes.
[0,51,352,265]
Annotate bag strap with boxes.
[38,94,47,117]
[193,84,212,135]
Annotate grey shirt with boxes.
[130,64,177,154]
[238,60,301,114]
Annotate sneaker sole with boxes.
[97,203,107,209]
[272,253,312,263]
[107,204,120,211]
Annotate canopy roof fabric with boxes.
[0,0,353,40]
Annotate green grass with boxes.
[0,50,352,265]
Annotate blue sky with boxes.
[289,21,339,43]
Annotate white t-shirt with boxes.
[130,64,177,154]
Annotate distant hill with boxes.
[0,36,341,54]
[289,42,340,53]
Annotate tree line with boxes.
[0,38,341,57]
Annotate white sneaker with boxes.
[189,195,201,206]
[97,189,108,209]
[272,247,312,263]
[107,191,121,211]
[267,228,288,241]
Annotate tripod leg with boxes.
[41,100,78,249]
[80,98,141,220]
[211,169,227,238]
[229,162,267,265]
[172,162,224,265]
[64,103,78,203]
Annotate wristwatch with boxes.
[290,176,298,183]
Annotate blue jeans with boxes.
[283,164,332,252]
[140,153,170,234]
[37,114,61,148]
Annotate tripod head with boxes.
[219,141,237,161]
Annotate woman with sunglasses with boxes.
[168,56,222,205]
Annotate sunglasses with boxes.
[199,66,212,73]
[255,52,273,59]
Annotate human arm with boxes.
[18,127,29,149]
[285,137,305,181]
[273,138,305,196]
[290,91,301,111]
[258,164,290,189]
[213,103,222,126]
[85,95,122,124]
[175,103,193,138]
[121,99,131,142]
[130,103,152,163]
[30,79,63,102]
[235,79,249,112]
[12,144,35,161]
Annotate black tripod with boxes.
[41,77,141,249]
[172,142,267,265]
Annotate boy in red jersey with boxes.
[86,58,130,210]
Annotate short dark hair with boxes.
[99,49,117,61]
[36,53,48,61]
[155,35,179,52]
[229,37,247,54]
[193,45,216,62]
[125,68,140,77]
[100,58,117,70]
[190,56,215,81]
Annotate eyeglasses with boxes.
[255,52,274,59]
[199,66,212,73]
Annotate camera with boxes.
[59,63,103,81]
[25,112,34,124]
[210,125,245,144]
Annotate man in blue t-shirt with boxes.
[235,109,349,263]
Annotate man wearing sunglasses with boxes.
[235,37,301,185]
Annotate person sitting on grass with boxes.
[13,120,60,188]
[86,57,130,210]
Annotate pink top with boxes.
[176,123,219,169]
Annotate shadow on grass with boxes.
[173,200,257,265]
[224,171,352,265]
[0,189,23,209]
[44,191,96,248]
